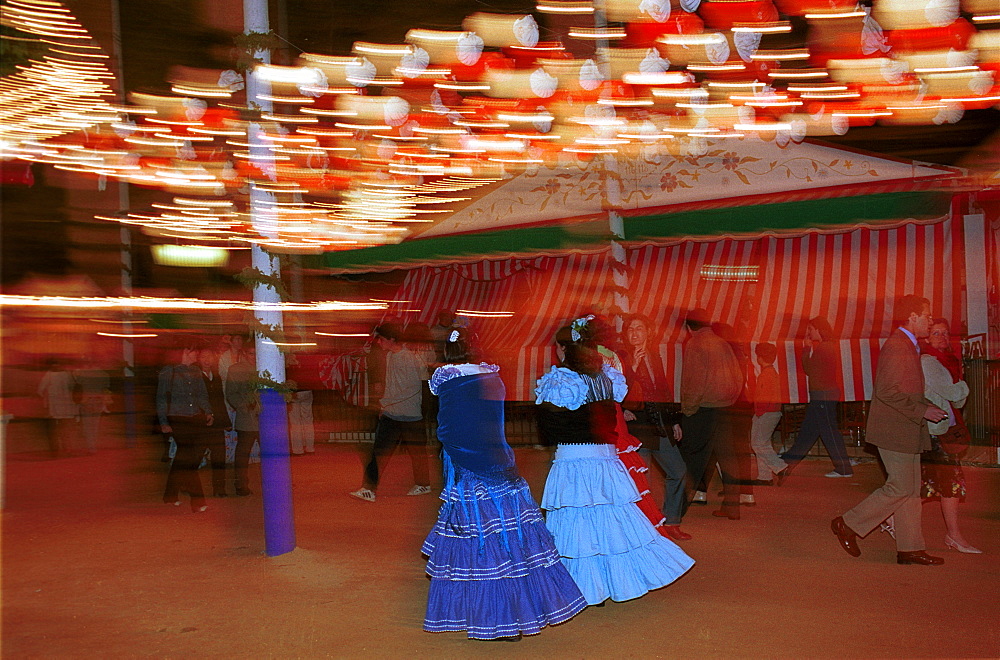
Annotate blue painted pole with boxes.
[245,0,295,557]
[259,388,295,556]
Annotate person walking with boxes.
[920,318,981,554]
[285,353,316,456]
[225,346,259,497]
[37,357,78,456]
[781,317,853,479]
[831,295,948,565]
[198,346,231,497]
[422,328,586,640]
[74,358,110,455]
[349,322,431,502]
[620,314,690,541]
[678,309,744,519]
[158,340,214,512]
[749,343,788,484]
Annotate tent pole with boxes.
[244,0,295,557]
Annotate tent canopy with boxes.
[324,139,958,272]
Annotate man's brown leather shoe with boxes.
[831,516,861,557]
[897,551,945,565]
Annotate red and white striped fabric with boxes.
[386,211,963,402]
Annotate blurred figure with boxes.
[781,317,853,480]
[225,344,259,497]
[749,343,788,484]
[920,319,980,554]
[422,327,586,640]
[584,315,665,532]
[218,334,244,389]
[832,295,948,566]
[619,314,690,541]
[158,339,214,512]
[198,346,231,497]
[713,322,756,512]
[678,309,743,519]
[73,357,110,455]
[536,316,694,606]
[286,353,316,456]
[350,322,431,502]
[406,321,438,442]
[37,357,78,456]
[429,310,457,364]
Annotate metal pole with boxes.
[244,0,295,556]
[111,0,136,446]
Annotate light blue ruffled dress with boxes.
[536,365,695,605]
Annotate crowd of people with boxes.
[33,295,983,640]
[337,296,980,641]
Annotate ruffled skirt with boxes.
[615,409,665,528]
[422,465,586,639]
[542,443,695,605]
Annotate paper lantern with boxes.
[880,100,964,124]
[483,68,558,98]
[699,0,779,29]
[827,57,909,84]
[658,32,732,66]
[970,30,1000,70]
[895,49,977,72]
[335,95,411,127]
[886,18,975,52]
[299,55,375,88]
[541,58,607,92]
[780,111,850,135]
[773,0,856,14]
[404,30,484,66]
[921,69,996,99]
[604,0,671,23]
[872,0,960,31]
[463,13,539,48]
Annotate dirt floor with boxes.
[2,422,999,659]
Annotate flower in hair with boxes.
[570,314,595,342]
[448,329,460,343]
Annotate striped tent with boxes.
[323,140,975,403]
[383,207,965,402]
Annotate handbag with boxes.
[644,401,671,439]
[937,422,971,456]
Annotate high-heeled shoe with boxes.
[944,535,982,554]
[712,508,740,520]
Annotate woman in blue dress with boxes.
[536,316,695,606]
[422,328,587,641]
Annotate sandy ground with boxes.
[2,424,999,659]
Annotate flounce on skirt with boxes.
[615,408,665,528]
[542,443,695,605]
[422,465,586,640]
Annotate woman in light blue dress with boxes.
[536,316,695,606]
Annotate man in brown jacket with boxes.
[831,295,948,565]
[679,308,744,518]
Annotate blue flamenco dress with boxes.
[536,365,695,606]
[422,364,587,640]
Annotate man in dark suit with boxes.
[831,295,948,565]
[199,347,231,497]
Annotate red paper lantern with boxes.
[699,1,779,30]
[886,19,975,54]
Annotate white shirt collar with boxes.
[898,326,919,351]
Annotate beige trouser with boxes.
[842,447,924,552]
